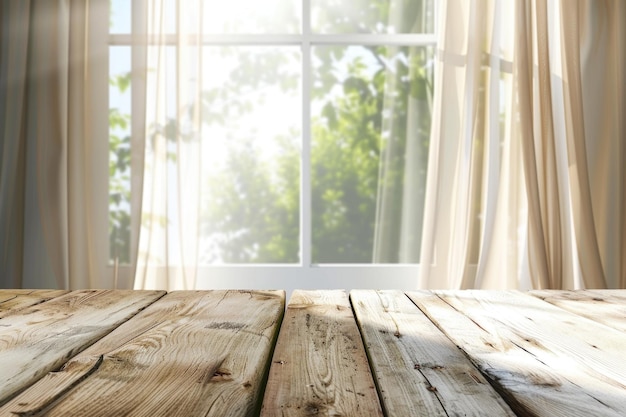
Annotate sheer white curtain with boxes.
[415,0,625,289]
[373,0,434,264]
[0,1,107,289]
[133,0,204,290]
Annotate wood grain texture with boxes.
[0,289,164,405]
[530,289,626,333]
[261,290,383,417]
[0,290,68,319]
[407,290,626,417]
[0,290,284,417]
[351,290,515,417]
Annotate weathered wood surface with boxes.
[531,289,626,333]
[3,289,626,417]
[407,290,626,417]
[0,290,284,417]
[0,290,68,319]
[0,289,164,405]
[261,290,383,417]
[351,290,515,417]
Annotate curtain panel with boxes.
[0,0,107,289]
[133,0,204,290]
[412,0,626,289]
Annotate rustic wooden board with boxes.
[0,289,164,405]
[0,290,285,417]
[407,290,626,417]
[350,290,515,416]
[261,290,383,417]
[530,290,626,333]
[0,290,68,319]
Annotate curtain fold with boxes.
[572,0,626,289]
[0,1,30,288]
[408,0,626,289]
[0,0,105,289]
[134,0,203,290]
[373,0,434,264]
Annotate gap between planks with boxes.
[1,290,284,417]
[0,290,165,407]
[261,289,384,417]
[407,290,626,417]
[351,289,515,417]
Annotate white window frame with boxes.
[97,0,439,293]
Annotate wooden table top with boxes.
[1,289,625,416]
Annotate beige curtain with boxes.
[0,1,106,289]
[416,0,626,289]
[133,0,204,290]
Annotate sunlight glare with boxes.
[201,0,301,34]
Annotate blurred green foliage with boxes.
[109,72,132,264]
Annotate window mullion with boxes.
[301,0,312,267]
[108,33,437,46]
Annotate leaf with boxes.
[322,102,338,129]
[110,72,132,93]
[109,108,131,131]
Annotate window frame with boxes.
[99,0,439,292]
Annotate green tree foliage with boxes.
[202,134,300,263]
[109,72,132,264]
[310,48,385,262]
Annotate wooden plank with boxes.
[350,290,515,417]
[261,290,383,417]
[0,290,285,417]
[407,290,626,417]
[0,289,164,405]
[0,290,68,319]
[530,290,626,333]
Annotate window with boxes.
[106,0,436,290]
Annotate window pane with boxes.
[109,46,132,264]
[198,47,302,263]
[110,0,131,34]
[201,0,301,34]
[311,44,434,263]
[312,0,435,34]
